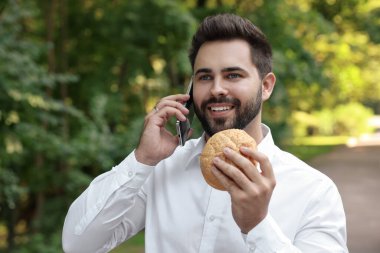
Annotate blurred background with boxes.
[0,0,379,252]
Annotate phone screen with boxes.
[176,78,194,146]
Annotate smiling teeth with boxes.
[211,106,230,111]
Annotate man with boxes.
[62,14,348,252]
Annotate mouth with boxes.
[207,104,235,116]
[209,105,233,112]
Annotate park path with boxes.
[308,132,380,253]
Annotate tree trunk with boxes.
[5,205,15,251]
[32,0,58,230]
[118,58,128,88]
[46,0,57,75]
[59,0,69,141]
[197,0,207,8]
[167,58,180,89]
[58,0,70,176]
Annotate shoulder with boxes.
[272,147,338,193]
[271,147,345,221]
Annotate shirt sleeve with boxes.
[242,214,299,253]
[62,151,154,253]
[243,180,348,253]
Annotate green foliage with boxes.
[0,0,379,251]
[12,232,62,253]
[0,1,93,251]
[0,169,26,210]
[333,103,375,136]
[290,102,374,137]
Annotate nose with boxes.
[210,77,228,97]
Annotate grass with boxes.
[283,145,335,161]
[110,231,145,253]
[281,135,348,161]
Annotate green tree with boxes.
[0,1,87,251]
[1,0,379,251]
[1,0,196,251]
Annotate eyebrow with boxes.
[194,66,247,76]
[222,66,246,73]
[194,68,212,76]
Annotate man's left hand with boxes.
[211,147,276,234]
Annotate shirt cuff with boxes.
[111,150,155,188]
[244,214,291,253]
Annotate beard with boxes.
[194,87,262,136]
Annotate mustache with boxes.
[201,97,241,111]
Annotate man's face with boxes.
[193,39,263,136]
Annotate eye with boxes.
[198,75,213,81]
[226,73,241,79]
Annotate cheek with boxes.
[193,86,207,107]
[230,87,253,100]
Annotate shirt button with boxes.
[209,215,215,222]
[128,171,134,177]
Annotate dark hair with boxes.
[189,13,272,79]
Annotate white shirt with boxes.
[62,125,348,253]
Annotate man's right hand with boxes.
[135,94,191,166]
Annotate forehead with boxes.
[194,39,255,73]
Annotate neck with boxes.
[242,107,265,144]
[243,117,264,144]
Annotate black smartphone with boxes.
[176,77,194,146]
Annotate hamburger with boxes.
[200,129,257,191]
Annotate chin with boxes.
[208,121,237,135]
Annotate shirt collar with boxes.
[257,124,277,164]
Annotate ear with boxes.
[261,72,276,102]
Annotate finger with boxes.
[213,157,251,191]
[159,94,190,105]
[155,99,189,115]
[223,147,260,182]
[240,147,274,179]
[155,106,187,123]
[146,107,159,117]
[211,165,239,192]
[163,93,190,101]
